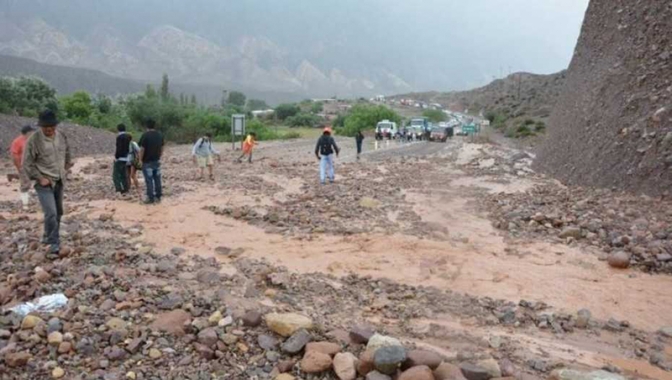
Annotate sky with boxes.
[1,0,590,91]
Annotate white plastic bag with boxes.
[7,294,68,317]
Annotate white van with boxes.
[375,120,398,140]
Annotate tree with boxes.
[93,94,112,114]
[310,102,324,114]
[160,74,170,101]
[274,103,300,121]
[60,91,93,123]
[0,76,58,116]
[190,94,197,105]
[227,91,246,107]
[145,84,157,99]
[341,104,401,136]
[247,98,269,111]
[422,109,447,123]
[286,112,320,128]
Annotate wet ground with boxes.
[1,136,672,379]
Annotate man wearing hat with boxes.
[22,110,72,257]
[314,126,340,184]
[9,125,35,209]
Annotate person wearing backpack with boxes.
[192,133,220,180]
[126,133,142,196]
[315,127,340,184]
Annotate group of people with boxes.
[7,109,361,259]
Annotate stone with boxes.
[242,310,263,327]
[47,332,63,346]
[374,346,407,375]
[259,334,280,350]
[75,337,95,356]
[197,328,219,348]
[100,298,117,311]
[367,371,393,380]
[275,375,296,380]
[47,318,62,334]
[6,352,31,367]
[265,313,314,337]
[126,338,144,354]
[559,227,582,239]
[21,315,43,330]
[549,369,626,380]
[499,359,515,377]
[306,341,341,356]
[358,349,376,376]
[607,252,630,269]
[151,310,191,336]
[208,311,223,325]
[52,367,65,379]
[194,343,215,360]
[105,346,127,361]
[126,372,137,380]
[149,348,162,359]
[659,327,672,338]
[221,333,238,345]
[350,325,376,344]
[218,315,234,327]
[0,329,10,339]
[333,352,358,380]
[399,365,434,380]
[576,309,592,329]
[301,350,333,373]
[360,197,381,209]
[459,363,492,380]
[58,342,72,354]
[281,329,312,354]
[434,362,467,380]
[105,317,127,330]
[477,359,501,378]
[277,359,296,373]
[657,253,672,262]
[367,333,403,353]
[403,349,442,370]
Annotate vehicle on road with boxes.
[409,117,431,140]
[429,127,452,142]
[375,120,398,140]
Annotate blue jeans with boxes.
[320,155,334,183]
[35,181,63,253]
[142,161,162,202]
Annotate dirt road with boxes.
[1,136,671,379]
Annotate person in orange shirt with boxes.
[237,132,257,163]
[10,125,35,209]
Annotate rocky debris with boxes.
[374,345,407,375]
[281,329,312,354]
[576,309,592,328]
[659,326,672,338]
[306,341,341,356]
[476,358,502,378]
[333,352,358,380]
[460,363,492,380]
[367,333,403,353]
[607,251,630,269]
[242,310,263,327]
[265,312,314,337]
[301,350,333,373]
[403,349,443,370]
[350,325,376,344]
[399,365,435,380]
[549,368,626,380]
[434,362,467,380]
[366,371,393,380]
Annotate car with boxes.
[429,127,452,142]
[375,120,398,140]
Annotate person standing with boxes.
[22,110,72,257]
[138,118,164,204]
[236,132,257,164]
[355,130,364,160]
[10,125,35,209]
[315,127,339,184]
[126,133,142,197]
[113,124,132,194]
[192,132,220,180]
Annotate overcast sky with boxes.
[2,0,590,91]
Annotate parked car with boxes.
[375,120,398,140]
[429,127,452,142]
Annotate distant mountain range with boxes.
[0,16,413,99]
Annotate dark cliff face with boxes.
[536,0,672,196]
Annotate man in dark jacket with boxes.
[139,118,165,204]
[355,131,364,160]
[113,124,132,194]
[315,127,340,184]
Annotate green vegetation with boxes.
[274,103,301,121]
[422,109,446,123]
[227,91,247,107]
[340,104,401,136]
[0,76,58,116]
[246,98,269,111]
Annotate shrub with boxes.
[274,103,300,121]
[286,112,320,128]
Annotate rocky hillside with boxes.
[0,115,114,159]
[536,0,672,195]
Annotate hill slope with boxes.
[535,0,672,195]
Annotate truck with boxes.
[409,117,431,140]
[375,120,398,140]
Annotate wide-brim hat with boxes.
[38,110,59,127]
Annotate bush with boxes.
[535,121,546,132]
[275,103,300,121]
[422,109,446,123]
[60,91,94,124]
[340,104,401,136]
[0,76,57,116]
[286,112,320,128]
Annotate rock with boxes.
[105,317,127,330]
[358,349,376,376]
[75,337,95,356]
[242,310,263,327]
[105,346,127,361]
[350,325,376,344]
[306,341,341,356]
[34,268,51,283]
[333,352,358,380]
[403,349,442,370]
[258,334,280,350]
[281,329,312,354]
[52,367,65,379]
[367,371,393,380]
[301,350,333,373]
[607,251,630,269]
[6,352,31,367]
[151,310,191,336]
[576,309,592,329]
[265,313,314,337]
[58,342,72,354]
[194,343,215,360]
[100,299,116,311]
[208,311,223,325]
[197,328,219,348]
[126,372,137,380]
[149,348,162,359]
[559,227,582,239]
[47,332,63,346]
[499,359,515,377]
[218,315,234,327]
[275,374,296,380]
[477,359,501,378]
[374,346,407,375]
[550,369,626,380]
[221,333,238,345]
[399,365,434,380]
[459,363,492,380]
[657,253,672,262]
[277,359,296,373]
[47,318,62,334]
[21,315,43,330]
[360,197,381,209]
[367,334,403,353]
[0,329,10,339]
[658,327,672,338]
[434,363,467,380]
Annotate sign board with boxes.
[462,124,477,135]
[231,114,246,150]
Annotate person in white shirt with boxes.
[192,133,220,181]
